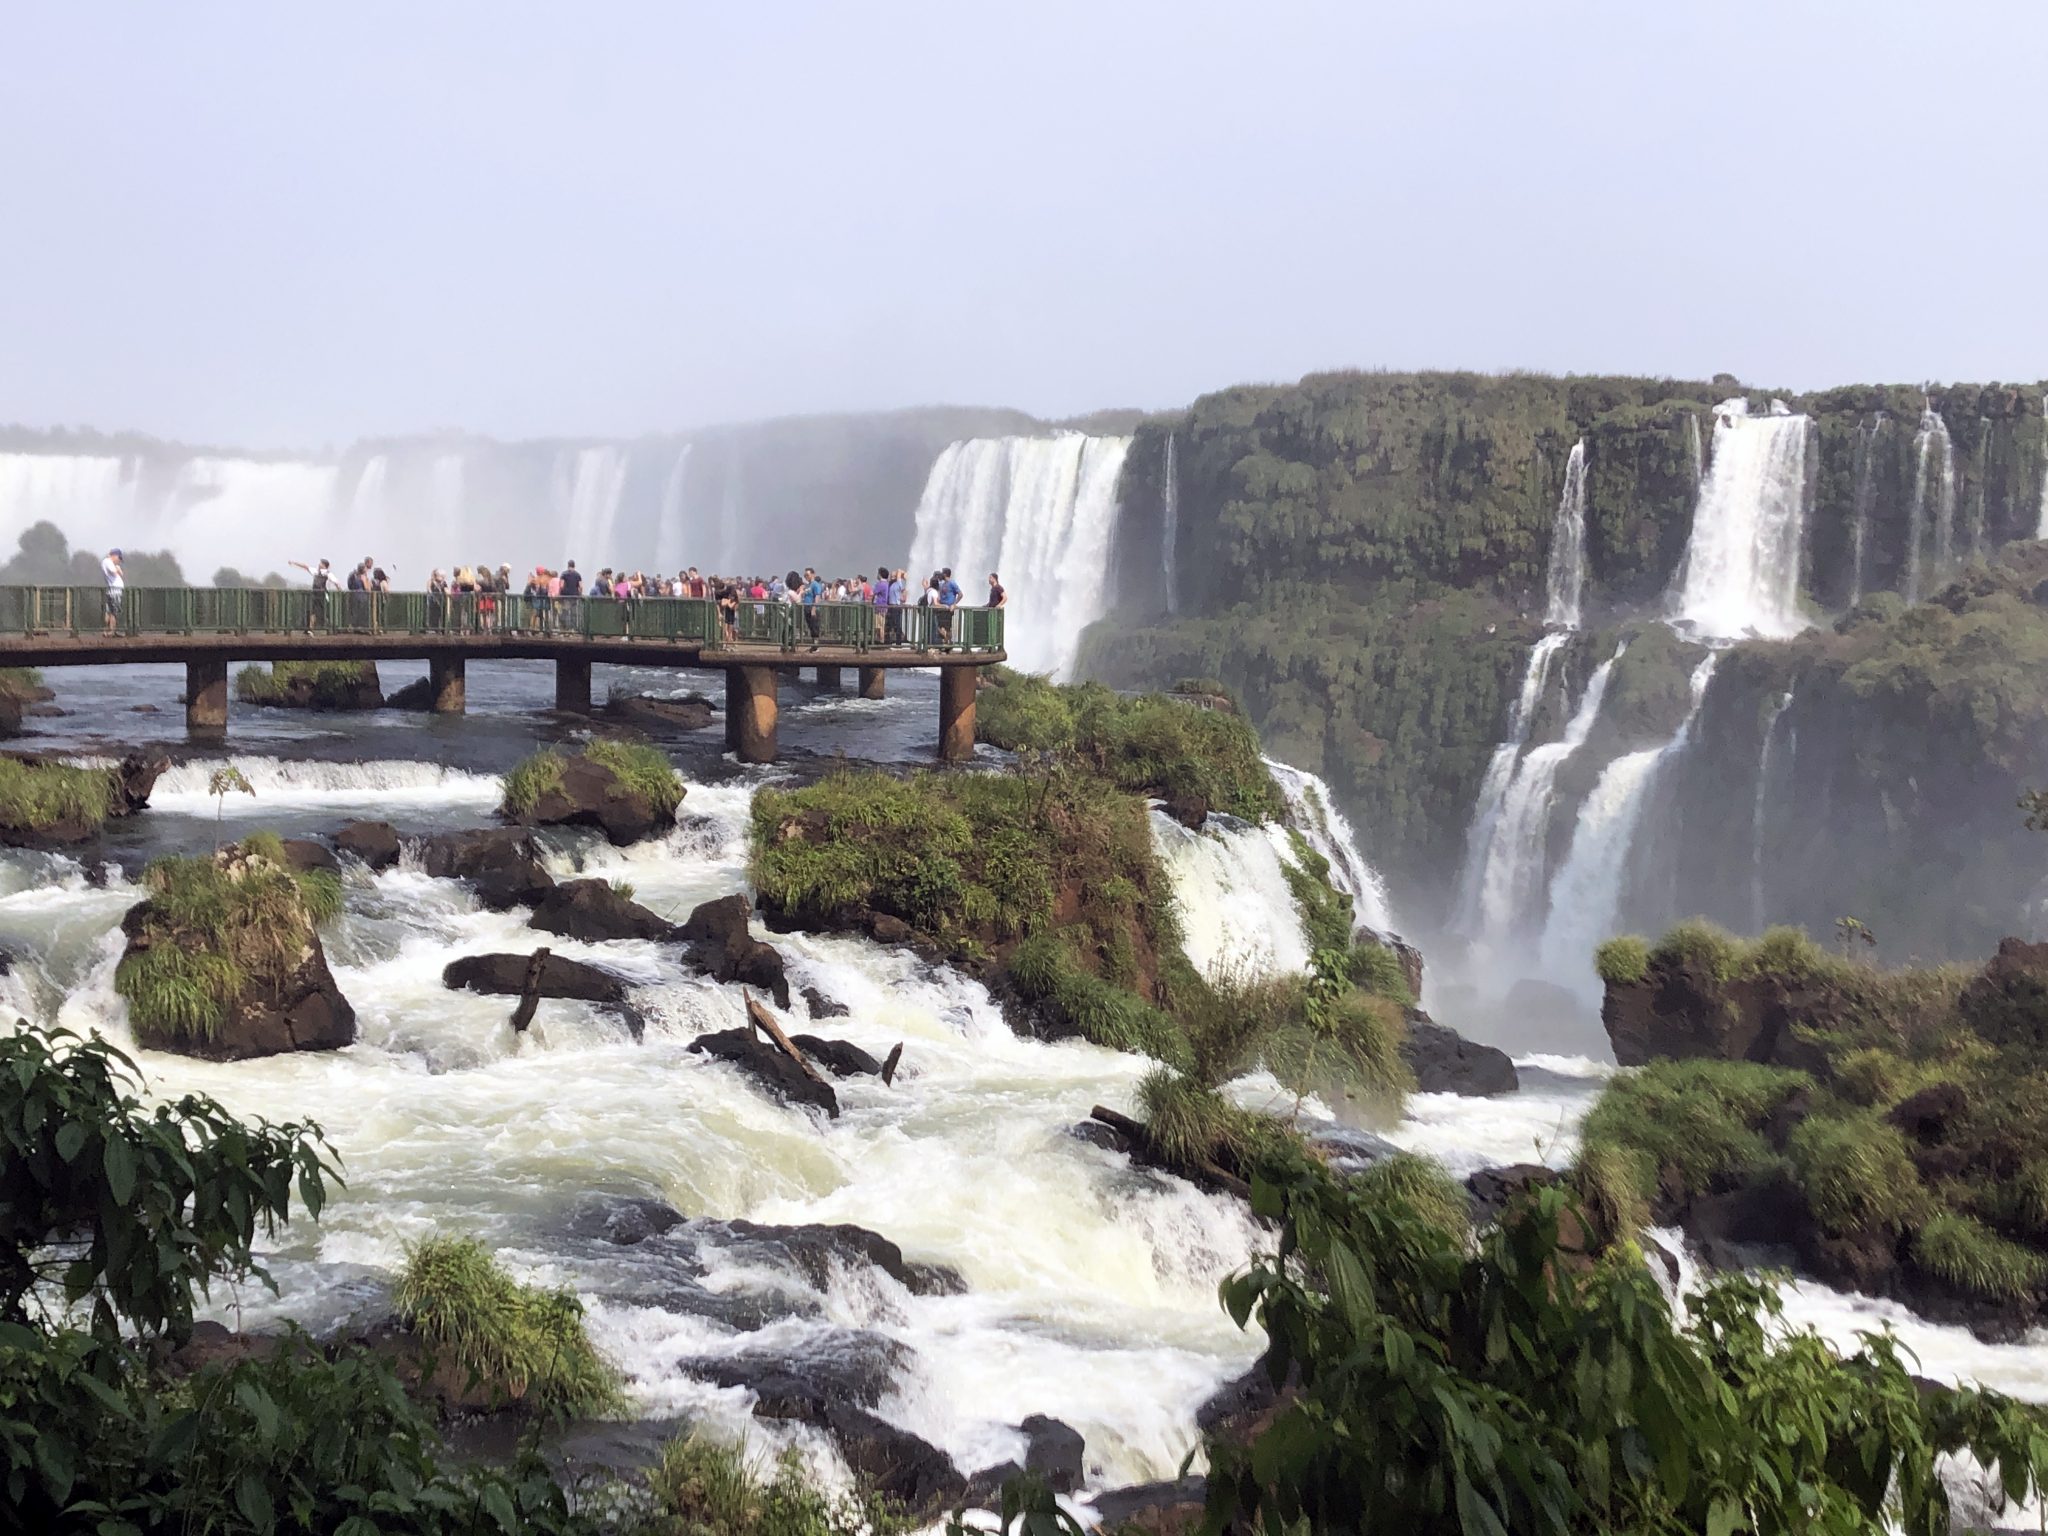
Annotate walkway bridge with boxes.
[0,587,1007,762]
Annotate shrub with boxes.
[1577,1059,1801,1196]
[1347,939,1414,1004]
[584,737,685,817]
[393,1235,622,1417]
[1913,1210,2048,1302]
[1786,1111,1923,1237]
[1136,1068,1236,1169]
[234,660,380,706]
[1650,917,1741,982]
[0,756,116,835]
[502,750,566,816]
[1264,989,1412,1119]
[1595,935,1651,986]
[1569,1139,1653,1241]
[1352,1151,1469,1238]
[649,1432,901,1536]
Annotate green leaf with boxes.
[480,1482,517,1531]
[235,1380,280,1442]
[55,1121,88,1163]
[234,1471,275,1531]
[1707,1493,1741,1536]
[102,1135,136,1207]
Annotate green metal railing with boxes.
[0,587,1006,656]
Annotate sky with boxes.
[3,1,2043,449]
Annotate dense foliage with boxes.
[0,756,116,837]
[1206,1155,2048,1535]
[234,660,383,707]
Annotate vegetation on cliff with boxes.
[114,833,344,1049]
[234,659,384,708]
[1582,920,2048,1321]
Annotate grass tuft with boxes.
[1650,917,1741,983]
[1786,1111,1924,1237]
[501,751,566,818]
[583,738,685,818]
[1913,1211,2048,1302]
[1595,936,1651,987]
[1577,1059,1801,1196]
[235,661,380,707]
[1353,1151,1469,1238]
[0,757,117,836]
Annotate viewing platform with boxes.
[0,586,1006,762]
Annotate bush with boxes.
[0,756,116,835]
[1786,1111,1924,1237]
[1913,1210,2048,1302]
[1264,988,1412,1119]
[1595,935,1651,986]
[1347,938,1414,1004]
[1352,1151,1469,1238]
[650,1432,902,1536]
[1577,1059,1801,1197]
[1650,917,1741,983]
[392,1235,622,1417]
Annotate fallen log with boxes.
[510,947,551,1034]
[881,1043,904,1087]
[746,991,832,1090]
[1088,1104,1251,1200]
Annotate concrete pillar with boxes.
[938,665,977,762]
[814,665,843,691]
[186,657,228,735]
[730,665,779,763]
[429,655,466,714]
[858,666,886,700]
[555,656,592,714]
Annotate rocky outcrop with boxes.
[278,838,340,876]
[790,1034,882,1079]
[237,661,384,709]
[527,879,677,943]
[0,749,166,847]
[802,986,850,1019]
[692,1218,964,1296]
[0,674,55,739]
[689,1028,838,1118]
[510,753,675,846]
[1401,1012,1518,1096]
[419,828,555,910]
[1602,957,1827,1072]
[385,677,433,711]
[1018,1414,1085,1494]
[1087,1477,1208,1534]
[679,895,791,1009]
[443,951,629,1004]
[1955,937,2048,1053]
[334,819,402,871]
[602,694,716,732]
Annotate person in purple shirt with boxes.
[872,564,891,643]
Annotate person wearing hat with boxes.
[100,548,124,634]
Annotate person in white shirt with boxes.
[100,549,124,634]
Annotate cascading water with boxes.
[1907,407,1956,603]
[1543,440,1588,628]
[556,447,632,569]
[1469,643,1624,957]
[1969,423,1990,563]
[1161,431,1180,616]
[1751,689,1794,930]
[1151,810,1313,977]
[653,444,693,574]
[1685,413,1705,489]
[2037,399,2048,540]
[1536,654,1719,996]
[1848,417,1881,607]
[1671,401,1812,640]
[906,433,1132,678]
[1263,758,1397,936]
[1453,631,1570,931]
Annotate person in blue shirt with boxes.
[801,567,826,650]
[886,569,907,643]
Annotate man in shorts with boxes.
[100,548,124,633]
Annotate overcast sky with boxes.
[3,2,2041,449]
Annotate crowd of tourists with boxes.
[270,554,1007,648]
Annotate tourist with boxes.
[100,547,123,634]
[987,571,1006,608]
[427,568,449,629]
[546,567,565,631]
[872,564,891,642]
[801,567,825,650]
[289,557,331,632]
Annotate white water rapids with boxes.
[1671,401,1812,641]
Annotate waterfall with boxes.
[1671,401,1812,640]
[1907,408,1956,603]
[1685,413,1705,489]
[1151,811,1313,977]
[555,447,632,569]
[1453,631,1571,929]
[0,452,139,566]
[1543,441,1589,628]
[1969,423,1990,564]
[906,433,1132,678]
[653,445,693,574]
[1848,417,1881,607]
[1751,689,1794,931]
[1470,642,1624,955]
[1537,654,1719,996]
[1264,758,1397,936]
[2037,399,2048,540]
[717,451,744,576]
[1161,432,1180,617]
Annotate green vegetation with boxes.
[976,670,1283,821]
[1578,1059,1802,1197]
[114,836,341,1047]
[0,518,187,586]
[504,749,567,816]
[0,755,116,836]
[234,659,382,707]
[649,1433,904,1536]
[502,739,685,820]
[0,667,41,695]
[1594,934,1650,985]
[393,1236,623,1417]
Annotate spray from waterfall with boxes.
[1751,689,1794,931]
[1264,758,1397,936]
[1848,417,1881,607]
[1454,633,1571,932]
[907,433,1132,678]
[1543,441,1589,628]
[1537,654,1720,996]
[653,444,693,574]
[1671,401,1812,639]
[1907,407,1956,602]
[555,447,631,567]
[1161,432,1180,617]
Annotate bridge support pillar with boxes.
[186,658,229,736]
[938,666,976,762]
[429,656,466,714]
[814,665,842,691]
[729,665,779,763]
[555,657,592,714]
[858,667,885,701]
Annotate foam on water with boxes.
[153,756,504,813]
[1152,811,1312,977]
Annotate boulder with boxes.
[603,694,716,732]
[1957,937,2048,1053]
[1088,1477,1208,1535]
[528,879,678,943]
[802,985,850,1019]
[1464,1163,1563,1227]
[385,677,433,711]
[334,819,402,871]
[1161,791,1208,830]
[1602,956,1827,1072]
[1020,1414,1085,1493]
[691,1218,964,1297]
[789,1034,883,1079]
[444,951,630,1004]
[109,752,169,816]
[679,895,790,1010]
[241,662,383,709]
[564,1193,687,1246]
[690,1028,839,1118]
[511,752,675,846]
[868,912,913,945]
[825,1405,963,1512]
[681,1331,910,1417]
[1401,1013,1518,1096]
[278,838,341,876]
[420,828,555,909]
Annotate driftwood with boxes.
[881,1043,904,1087]
[509,948,551,1034]
[1089,1104,1251,1200]
[745,991,832,1090]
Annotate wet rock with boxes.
[130,703,160,713]
[867,912,913,945]
[278,837,340,876]
[1464,1163,1563,1227]
[825,1405,963,1512]
[1069,1119,1129,1153]
[333,819,402,871]
[681,1331,911,1416]
[1161,791,1208,830]
[564,1193,687,1246]
[603,693,716,732]
[679,895,791,1009]
[1401,1013,1518,1097]
[0,947,13,977]
[1020,1414,1084,1493]
[444,951,629,1004]
[1088,1476,1208,1534]
[789,1034,882,1078]
[690,1028,839,1118]
[692,1217,965,1296]
[385,677,433,711]
[1602,954,1827,1072]
[510,751,677,846]
[420,827,555,909]
[803,985,850,1019]
[528,878,678,943]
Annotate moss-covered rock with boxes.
[501,739,684,846]
[234,660,383,709]
[0,750,165,847]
